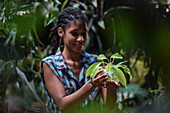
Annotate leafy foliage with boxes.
[0,0,61,112]
[1,0,170,113]
[86,53,132,87]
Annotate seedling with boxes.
[85,53,132,87]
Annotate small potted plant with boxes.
[86,53,132,87]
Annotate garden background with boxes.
[0,0,170,113]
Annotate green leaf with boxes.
[52,7,59,13]
[54,0,61,5]
[110,53,123,60]
[91,66,102,82]
[85,62,101,77]
[61,0,68,10]
[116,61,128,67]
[33,25,45,47]
[46,17,56,26]
[105,63,112,72]
[122,65,132,80]
[44,12,50,27]
[0,21,7,33]
[88,18,94,31]
[4,32,12,47]
[113,67,127,87]
[34,2,47,12]
[108,67,115,79]
[98,54,109,62]
[16,67,49,113]
[98,20,105,29]
[11,31,18,59]
[73,3,80,8]
[116,6,134,10]
[0,61,13,73]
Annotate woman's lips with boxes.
[74,44,84,49]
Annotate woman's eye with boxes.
[82,32,87,37]
[72,32,78,36]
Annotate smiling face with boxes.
[61,20,88,54]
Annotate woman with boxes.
[41,7,120,113]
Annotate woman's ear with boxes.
[57,27,64,37]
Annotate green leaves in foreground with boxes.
[111,67,127,87]
[85,62,102,77]
[86,53,132,87]
[98,54,109,61]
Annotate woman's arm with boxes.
[43,63,107,113]
[102,80,120,109]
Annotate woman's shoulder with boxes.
[42,55,57,62]
[42,51,66,70]
[42,54,61,67]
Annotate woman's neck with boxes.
[62,48,81,62]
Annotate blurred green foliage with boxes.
[0,0,170,113]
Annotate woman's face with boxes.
[63,20,88,54]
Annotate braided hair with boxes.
[51,7,88,54]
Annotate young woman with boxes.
[41,7,120,113]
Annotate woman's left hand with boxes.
[105,79,120,90]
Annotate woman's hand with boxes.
[106,78,120,90]
[102,76,120,109]
[90,69,108,88]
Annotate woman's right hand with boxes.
[90,69,108,87]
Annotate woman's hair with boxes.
[50,7,88,54]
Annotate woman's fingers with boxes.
[95,73,107,81]
[106,80,120,88]
[90,69,103,79]
[95,69,104,77]
[91,69,120,88]
[91,72,109,87]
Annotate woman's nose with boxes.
[77,35,84,42]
